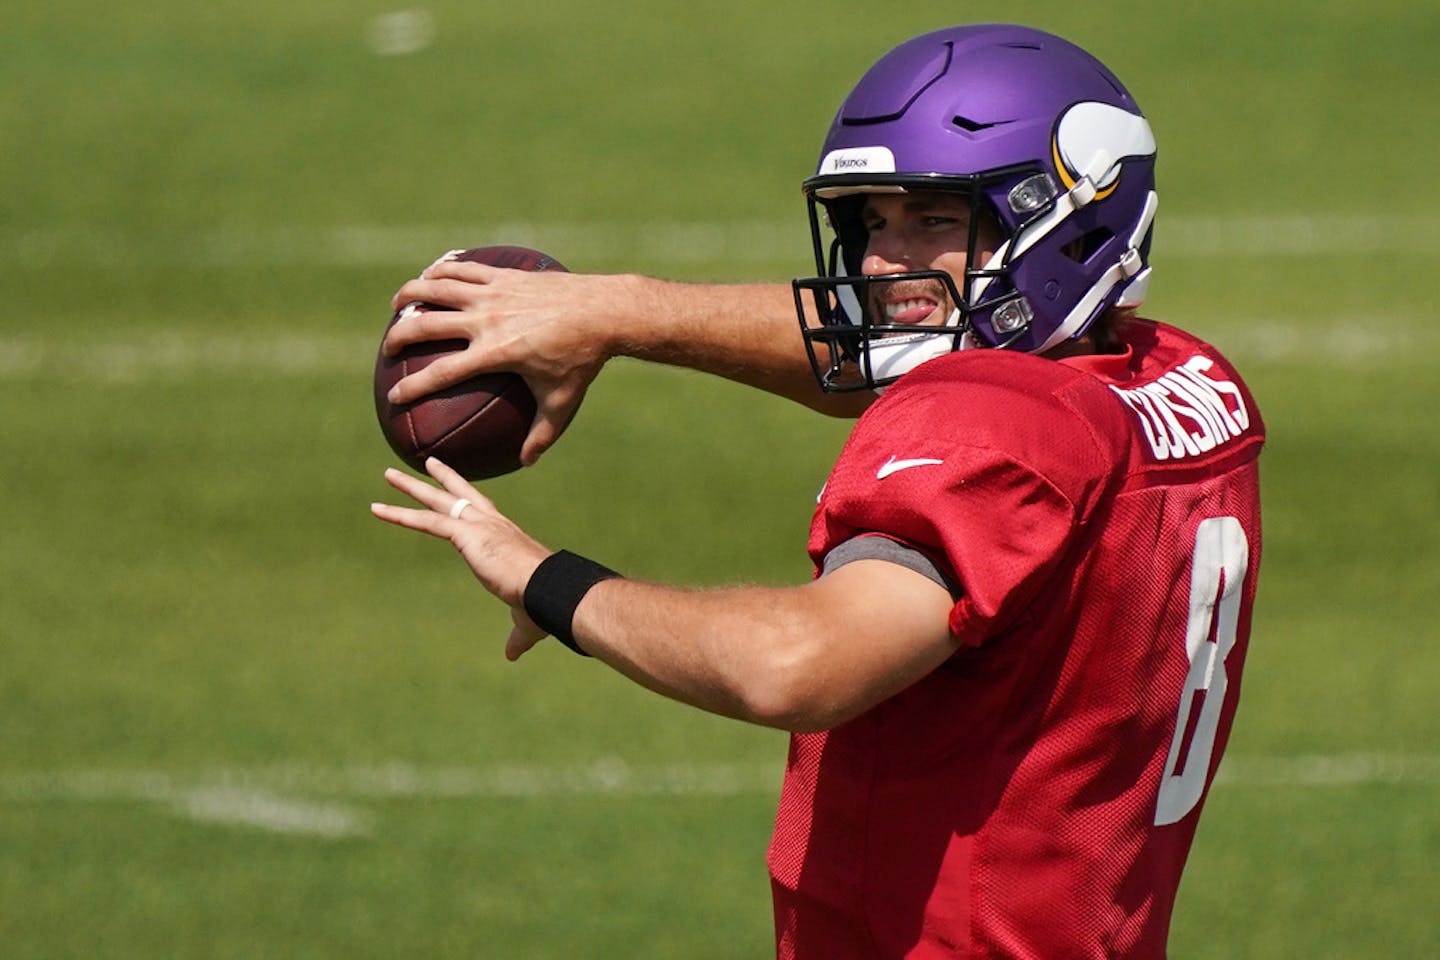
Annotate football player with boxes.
[373,24,1265,958]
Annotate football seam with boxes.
[415,380,528,459]
[400,354,422,454]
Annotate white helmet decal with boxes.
[1052,101,1156,200]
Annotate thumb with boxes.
[520,388,586,467]
[504,613,549,661]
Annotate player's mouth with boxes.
[870,274,952,327]
[882,297,941,326]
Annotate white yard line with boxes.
[1215,752,1440,787]
[0,759,780,805]
[1,752,1434,803]
[0,332,377,382]
[0,753,1432,839]
[170,786,372,838]
[5,214,1439,269]
[0,314,1423,384]
[0,759,779,838]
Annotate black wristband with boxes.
[522,550,621,656]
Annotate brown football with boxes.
[374,245,568,479]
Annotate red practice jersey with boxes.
[768,320,1265,958]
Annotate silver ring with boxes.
[448,498,472,519]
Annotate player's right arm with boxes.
[383,261,872,465]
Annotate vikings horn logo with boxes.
[1051,102,1156,201]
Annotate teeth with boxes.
[883,299,934,320]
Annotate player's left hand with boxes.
[370,457,553,660]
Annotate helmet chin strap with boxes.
[833,263,969,386]
[864,307,967,386]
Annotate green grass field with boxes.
[3,1,1438,956]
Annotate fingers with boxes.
[422,257,505,283]
[388,264,503,313]
[378,462,490,520]
[382,300,470,355]
[519,422,558,468]
[382,464,457,512]
[505,609,548,661]
[423,457,493,507]
[371,465,472,540]
[520,388,585,466]
[383,349,485,405]
[369,499,455,539]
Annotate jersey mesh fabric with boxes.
[767,320,1264,959]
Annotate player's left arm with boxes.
[570,559,955,732]
[371,459,957,733]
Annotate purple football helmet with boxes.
[793,24,1158,391]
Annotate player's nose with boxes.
[861,234,911,276]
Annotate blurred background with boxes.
[3,1,1437,956]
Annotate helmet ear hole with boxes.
[1061,227,1114,265]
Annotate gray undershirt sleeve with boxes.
[819,535,957,598]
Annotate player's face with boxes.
[859,191,1000,328]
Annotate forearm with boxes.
[564,561,957,733]
[570,578,839,731]
[605,276,872,418]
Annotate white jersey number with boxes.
[1154,516,1250,826]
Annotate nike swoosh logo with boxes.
[876,456,945,480]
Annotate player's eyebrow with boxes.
[900,193,969,215]
[862,194,970,224]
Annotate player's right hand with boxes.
[384,261,623,465]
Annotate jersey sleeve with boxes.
[820,534,955,595]
[808,354,1123,646]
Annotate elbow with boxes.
[776,707,858,736]
[736,643,863,734]
[747,695,863,735]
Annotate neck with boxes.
[1040,334,1099,360]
